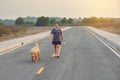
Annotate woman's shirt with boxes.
[51,28,62,41]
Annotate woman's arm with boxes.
[60,34,63,41]
[49,34,52,40]
[60,29,63,41]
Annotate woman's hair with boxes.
[55,23,59,27]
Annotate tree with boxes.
[81,17,98,23]
[35,16,50,26]
[81,18,90,23]
[24,21,35,26]
[15,17,24,25]
[90,16,98,23]
[50,18,56,25]
[0,22,3,25]
[61,17,67,24]
[67,18,73,24]
[0,19,3,25]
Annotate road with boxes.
[0,27,120,80]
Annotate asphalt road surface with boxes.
[0,27,120,80]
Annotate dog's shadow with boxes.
[21,56,53,65]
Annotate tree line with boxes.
[15,16,78,26]
[13,16,119,26]
[81,17,116,24]
[81,17,119,27]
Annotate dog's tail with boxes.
[35,40,39,47]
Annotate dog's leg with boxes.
[36,51,40,61]
[35,54,38,63]
[32,55,35,63]
[38,52,40,60]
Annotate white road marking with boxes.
[89,30,120,58]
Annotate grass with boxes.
[0,25,52,42]
[92,23,120,35]
[0,25,27,36]
[79,23,120,35]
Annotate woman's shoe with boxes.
[56,56,60,58]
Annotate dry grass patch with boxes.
[0,25,52,42]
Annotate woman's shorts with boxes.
[52,41,61,45]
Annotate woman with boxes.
[50,23,63,58]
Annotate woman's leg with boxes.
[54,45,57,57]
[56,44,61,57]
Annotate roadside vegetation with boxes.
[0,16,120,41]
[0,25,27,36]
[0,25,52,42]
[79,17,120,35]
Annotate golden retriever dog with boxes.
[30,41,40,63]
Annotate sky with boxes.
[0,0,120,19]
